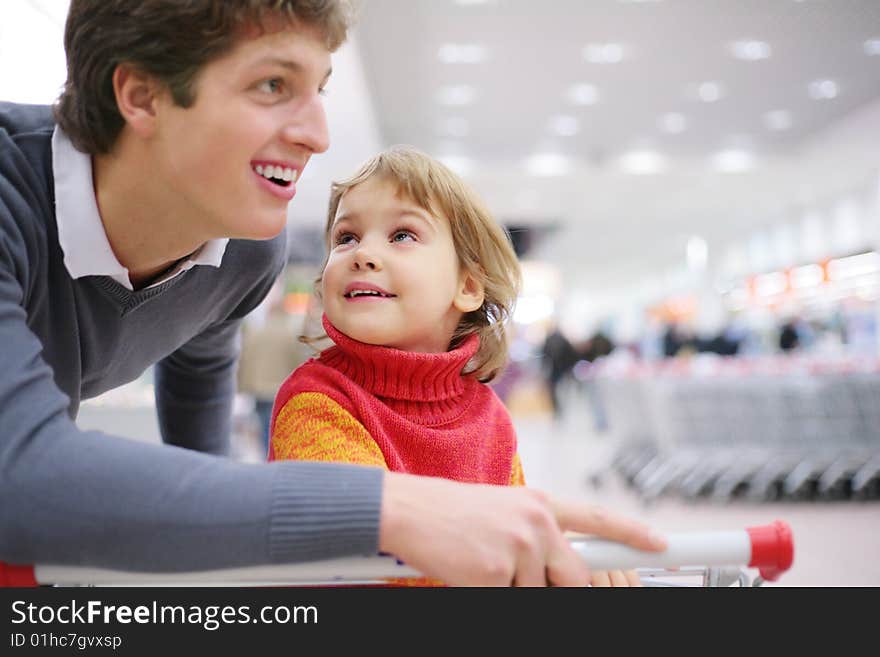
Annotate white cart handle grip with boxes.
[571,520,793,582]
[5,521,793,586]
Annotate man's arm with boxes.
[154,318,241,455]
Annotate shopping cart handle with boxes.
[569,520,794,581]
[747,520,794,582]
[0,561,37,587]
[1,521,794,586]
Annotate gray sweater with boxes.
[0,102,381,572]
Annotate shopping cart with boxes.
[597,355,880,503]
[0,520,794,587]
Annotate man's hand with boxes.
[379,472,666,586]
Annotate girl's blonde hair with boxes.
[315,145,521,383]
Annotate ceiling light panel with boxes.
[548,115,580,137]
[689,81,726,102]
[730,40,772,60]
[567,83,600,105]
[808,79,838,100]
[436,85,476,105]
[583,43,626,63]
[619,150,667,175]
[658,112,686,133]
[437,43,487,64]
[713,149,755,173]
[763,110,792,131]
[526,153,572,177]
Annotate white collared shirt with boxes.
[52,126,228,291]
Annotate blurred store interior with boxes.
[3,0,879,585]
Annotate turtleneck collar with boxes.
[318,314,479,402]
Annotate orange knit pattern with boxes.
[272,392,386,467]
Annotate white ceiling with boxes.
[351,0,880,287]
[4,0,880,294]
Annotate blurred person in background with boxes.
[662,321,694,358]
[582,328,615,362]
[577,327,616,432]
[541,319,580,420]
[778,318,800,352]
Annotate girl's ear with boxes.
[112,63,163,139]
[453,270,485,313]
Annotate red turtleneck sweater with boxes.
[268,316,524,487]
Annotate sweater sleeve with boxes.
[509,452,526,486]
[271,392,388,469]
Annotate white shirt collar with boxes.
[52,126,229,291]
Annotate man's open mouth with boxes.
[253,164,298,187]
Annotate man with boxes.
[0,0,664,586]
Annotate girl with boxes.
[270,145,524,487]
[268,146,640,586]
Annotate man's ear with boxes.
[453,270,485,313]
[111,63,163,139]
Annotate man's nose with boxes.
[281,94,330,154]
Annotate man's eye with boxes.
[257,78,283,94]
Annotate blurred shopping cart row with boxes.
[589,354,880,503]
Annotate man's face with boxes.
[151,20,331,241]
[322,177,470,354]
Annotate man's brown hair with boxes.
[54,0,354,154]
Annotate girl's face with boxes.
[321,176,483,353]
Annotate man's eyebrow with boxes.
[255,57,332,82]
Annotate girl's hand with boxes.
[590,569,643,587]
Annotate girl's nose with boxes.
[352,245,381,271]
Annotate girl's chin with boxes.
[332,320,390,346]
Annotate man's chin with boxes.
[239,218,288,241]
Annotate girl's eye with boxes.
[392,230,415,243]
[334,232,356,246]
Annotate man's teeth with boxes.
[253,164,298,182]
